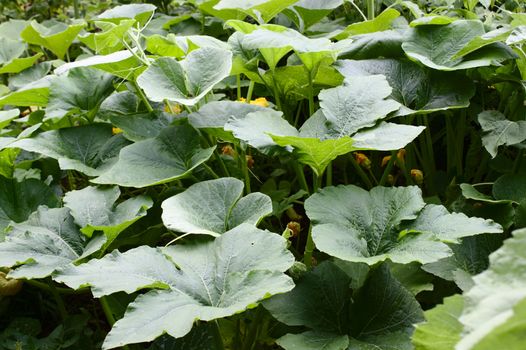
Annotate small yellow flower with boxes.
[221,144,236,157]
[250,97,269,107]
[237,97,269,107]
[354,152,371,170]
[397,149,406,164]
[112,127,123,134]
[164,102,183,114]
[410,169,424,185]
[381,155,391,167]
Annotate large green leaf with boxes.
[0,176,59,238]
[477,110,526,158]
[136,47,232,106]
[402,21,516,71]
[188,100,267,140]
[63,186,152,250]
[454,27,512,58]
[265,262,423,350]
[0,75,54,107]
[238,25,335,71]
[284,0,344,31]
[10,124,130,177]
[161,177,272,236]
[306,185,461,265]
[96,4,156,25]
[92,124,215,187]
[0,207,103,279]
[412,295,464,350]
[225,109,299,153]
[110,111,174,142]
[334,8,401,40]
[46,67,115,120]
[423,234,503,291]
[264,261,352,332]
[277,332,349,350]
[351,122,426,151]
[318,75,400,137]
[457,228,526,350]
[337,29,408,60]
[214,0,299,23]
[21,20,85,59]
[0,109,20,130]
[56,50,143,80]
[335,59,475,115]
[55,225,295,348]
[0,53,43,74]
[272,134,355,176]
[492,174,526,203]
[404,204,502,243]
[0,37,26,65]
[79,20,136,55]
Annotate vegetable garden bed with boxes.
[0,0,525,349]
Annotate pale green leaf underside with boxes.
[0,207,91,279]
[305,185,451,265]
[457,228,526,350]
[161,177,272,235]
[478,110,526,158]
[55,225,294,348]
[21,21,85,59]
[137,46,232,106]
[319,75,400,137]
[63,186,152,250]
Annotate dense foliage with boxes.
[0,0,525,349]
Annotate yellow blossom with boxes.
[354,152,371,170]
[410,169,424,185]
[112,127,123,134]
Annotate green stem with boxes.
[100,296,116,326]
[306,68,315,116]
[237,74,242,100]
[367,0,375,19]
[379,151,397,186]
[294,162,310,194]
[239,147,251,194]
[326,161,333,187]
[242,307,264,350]
[246,80,255,103]
[303,224,315,268]
[203,163,220,179]
[132,80,154,112]
[73,0,80,18]
[212,321,226,350]
[349,155,373,189]
[49,280,68,320]
[303,173,322,267]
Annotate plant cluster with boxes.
[0,0,525,349]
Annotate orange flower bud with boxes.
[246,155,254,169]
[286,221,301,237]
[381,155,391,167]
[221,145,236,157]
[354,152,371,170]
[410,169,424,185]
